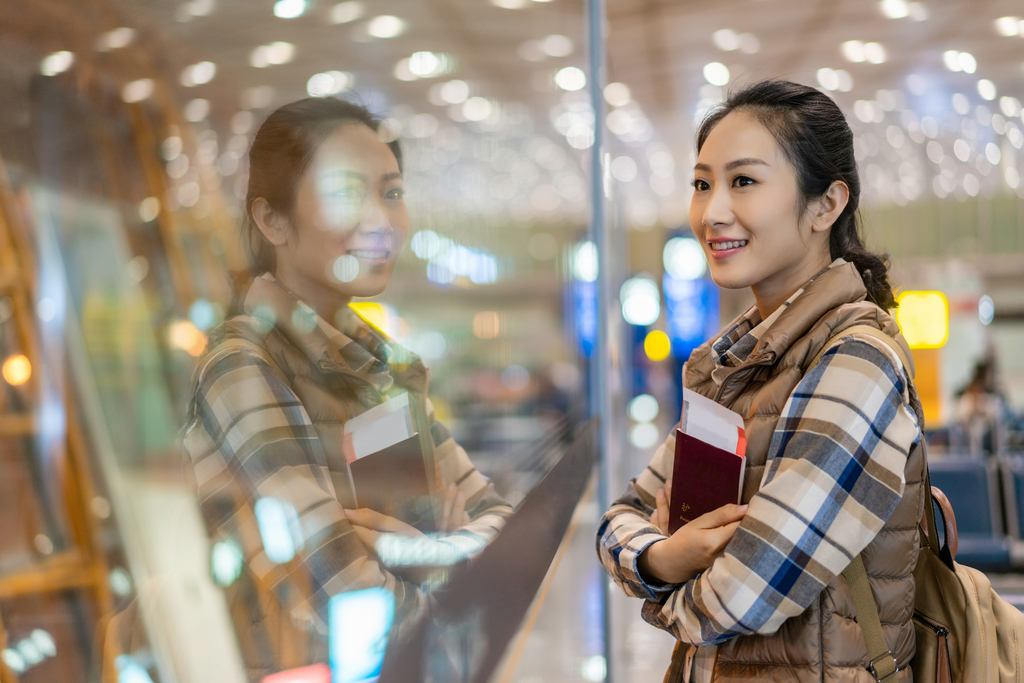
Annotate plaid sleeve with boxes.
[183,347,427,633]
[428,404,513,557]
[641,338,920,644]
[596,430,682,600]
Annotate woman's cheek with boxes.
[319,198,361,233]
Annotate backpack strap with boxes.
[807,324,910,682]
[808,324,913,379]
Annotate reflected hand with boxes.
[439,483,471,533]
[639,492,747,585]
[345,508,424,555]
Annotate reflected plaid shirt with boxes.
[183,283,511,636]
[597,276,920,680]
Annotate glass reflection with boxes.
[181,98,513,677]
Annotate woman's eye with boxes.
[691,179,710,191]
[733,176,755,188]
[385,187,406,201]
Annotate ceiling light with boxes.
[603,82,631,107]
[307,71,350,96]
[181,61,216,86]
[995,16,1021,37]
[908,2,928,21]
[842,40,865,63]
[121,78,154,103]
[491,0,527,8]
[952,93,970,115]
[879,0,909,19]
[958,51,977,73]
[864,42,886,64]
[1000,96,1022,117]
[40,51,74,76]
[555,66,586,91]
[977,79,997,101]
[186,0,215,17]
[274,0,305,18]
[184,98,210,122]
[620,276,661,326]
[712,28,738,51]
[542,35,573,57]
[463,96,492,121]
[96,27,135,51]
[702,62,729,86]
[440,80,470,104]
[367,15,405,38]
[817,68,839,91]
[330,1,363,23]
[943,50,962,72]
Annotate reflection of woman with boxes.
[598,81,924,682]
[183,98,511,675]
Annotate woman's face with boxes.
[279,122,408,301]
[689,110,831,305]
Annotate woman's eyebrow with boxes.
[381,172,402,182]
[693,158,770,173]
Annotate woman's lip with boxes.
[707,243,747,260]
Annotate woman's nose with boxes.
[360,195,390,229]
[702,183,733,228]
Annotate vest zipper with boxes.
[913,610,949,637]
[713,357,774,403]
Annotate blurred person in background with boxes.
[598,80,925,682]
[182,97,511,678]
[954,354,1009,455]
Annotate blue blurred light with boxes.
[330,587,395,683]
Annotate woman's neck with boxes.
[751,251,833,321]
[272,262,352,328]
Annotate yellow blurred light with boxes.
[644,330,672,361]
[895,291,948,349]
[350,302,399,337]
[168,320,207,357]
[2,354,31,386]
[472,311,500,339]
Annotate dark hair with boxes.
[696,80,896,310]
[244,97,402,275]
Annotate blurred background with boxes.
[0,0,1023,681]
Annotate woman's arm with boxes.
[184,347,427,635]
[641,338,919,645]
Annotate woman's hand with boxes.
[345,508,424,555]
[639,482,747,585]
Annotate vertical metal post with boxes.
[585,0,614,680]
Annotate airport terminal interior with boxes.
[1,0,1023,681]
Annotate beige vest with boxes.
[675,262,924,682]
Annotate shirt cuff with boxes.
[628,534,682,599]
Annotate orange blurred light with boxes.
[472,311,500,339]
[894,291,948,349]
[2,354,31,386]
[168,320,207,357]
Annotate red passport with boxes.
[668,429,746,534]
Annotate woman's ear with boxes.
[810,181,850,233]
[251,198,289,247]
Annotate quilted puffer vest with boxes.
[674,262,925,682]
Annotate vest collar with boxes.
[243,274,429,397]
[749,259,868,364]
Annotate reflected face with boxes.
[689,110,823,296]
[282,122,408,299]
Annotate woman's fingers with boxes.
[449,490,466,531]
[694,503,748,530]
[655,487,671,535]
[350,523,382,553]
[711,520,743,550]
[345,508,422,537]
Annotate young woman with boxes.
[598,80,925,682]
[183,98,511,675]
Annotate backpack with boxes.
[812,325,1024,683]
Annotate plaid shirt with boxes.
[183,275,511,641]
[597,264,920,680]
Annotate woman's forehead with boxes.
[314,123,400,174]
[698,110,780,165]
